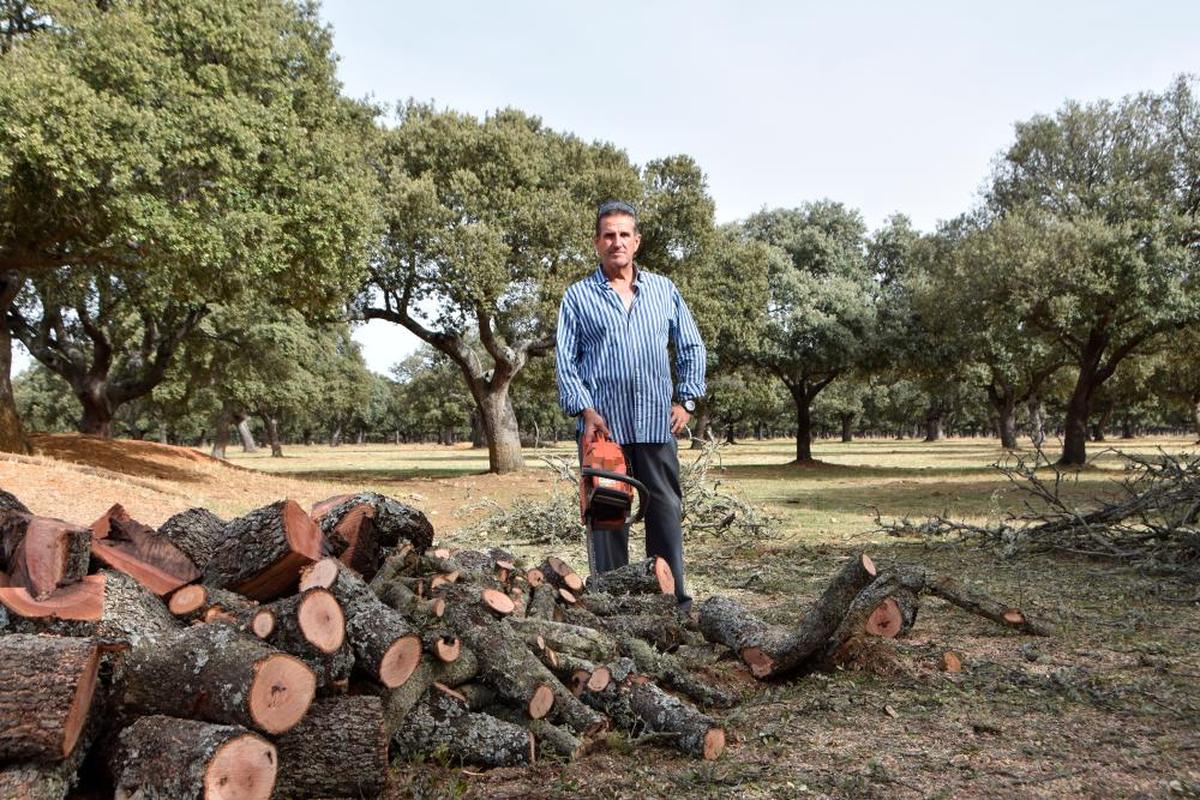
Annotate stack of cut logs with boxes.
[0,485,1052,799]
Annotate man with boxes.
[555,200,706,611]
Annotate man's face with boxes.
[594,213,641,273]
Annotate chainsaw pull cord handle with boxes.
[579,467,648,524]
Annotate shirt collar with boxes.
[592,264,644,287]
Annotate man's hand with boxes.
[670,403,691,435]
[581,408,611,439]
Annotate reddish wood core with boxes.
[168,584,208,615]
[297,589,345,653]
[61,645,101,758]
[481,588,515,616]
[557,588,577,605]
[703,728,726,761]
[525,568,545,587]
[204,734,278,800]
[434,636,461,663]
[1002,609,1026,625]
[861,553,877,576]
[248,655,315,734]
[378,635,422,688]
[654,557,675,594]
[251,610,276,639]
[586,666,612,692]
[309,494,354,524]
[0,574,105,621]
[528,683,554,719]
[298,557,339,592]
[740,647,775,679]
[865,598,903,638]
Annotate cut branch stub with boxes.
[584,557,674,596]
[540,557,584,593]
[0,634,100,762]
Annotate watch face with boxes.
[683,399,696,412]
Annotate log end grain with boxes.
[481,587,515,616]
[249,655,316,734]
[528,683,555,720]
[250,610,276,639]
[865,598,903,638]
[526,568,545,587]
[203,734,278,800]
[941,651,963,672]
[703,727,726,761]
[434,635,461,664]
[298,556,339,592]
[297,588,345,653]
[586,666,611,692]
[1002,609,1025,625]
[861,552,878,577]
[378,634,422,689]
[740,646,775,679]
[168,584,207,616]
[654,557,674,594]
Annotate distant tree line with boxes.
[2,1,1197,469]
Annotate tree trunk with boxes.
[839,413,853,443]
[1120,416,1136,439]
[157,424,168,444]
[329,425,342,447]
[1090,400,1113,442]
[793,393,813,463]
[0,309,28,453]
[78,385,113,437]
[1060,371,1096,466]
[237,415,258,453]
[478,384,524,473]
[923,405,944,442]
[1192,396,1200,443]
[211,413,231,459]
[261,414,283,457]
[470,407,486,449]
[1027,395,1046,448]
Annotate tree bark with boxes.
[1192,396,1200,443]
[211,410,231,459]
[261,413,283,457]
[478,382,524,472]
[236,414,258,453]
[839,413,854,443]
[0,273,29,453]
[470,407,486,449]
[793,390,814,462]
[923,405,945,442]
[1027,395,1046,448]
[690,406,712,449]
[1061,371,1095,465]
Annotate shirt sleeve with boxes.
[555,289,595,417]
[669,281,707,401]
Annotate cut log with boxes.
[271,696,388,800]
[0,635,100,762]
[3,571,177,646]
[618,636,736,709]
[488,707,586,762]
[525,583,558,620]
[203,500,325,601]
[157,507,227,571]
[256,588,351,690]
[391,690,534,768]
[823,569,926,663]
[584,557,673,596]
[525,568,545,587]
[321,561,422,688]
[123,623,315,734]
[89,504,200,596]
[0,511,91,600]
[111,715,277,800]
[424,631,461,663]
[580,592,680,619]
[0,488,28,514]
[626,681,726,760]
[317,492,433,554]
[698,551,877,678]
[922,572,1055,636]
[454,682,497,711]
[380,649,480,737]
[481,587,515,616]
[540,557,584,593]
[509,617,616,662]
[167,585,256,623]
[596,612,686,653]
[941,651,963,672]
[864,588,919,638]
[315,499,380,579]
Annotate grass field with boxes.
[5,433,1199,798]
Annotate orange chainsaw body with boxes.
[579,432,638,531]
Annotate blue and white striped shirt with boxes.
[555,266,707,444]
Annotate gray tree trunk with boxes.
[470,408,486,449]
[1192,397,1200,443]
[261,414,283,457]
[839,414,854,443]
[1027,396,1046,448]
[0,274,29,454]
[478,384,524,473]
[211,413,231,460]
[236,416,257,453]
[690,407,712,449]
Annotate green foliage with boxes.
[12,362,73,432]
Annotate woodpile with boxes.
[0,483,1056,798]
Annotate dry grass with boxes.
[4,433,1199,799]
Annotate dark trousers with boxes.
[582,439,690,610]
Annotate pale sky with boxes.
[12,1,1200,376]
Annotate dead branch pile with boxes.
[0,487,738,799]
[465,443,776,547]
[876,450,1200,575]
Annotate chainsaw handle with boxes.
[580,467,648,525]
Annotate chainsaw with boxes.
[579,430,647,574]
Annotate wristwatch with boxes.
[679,398,696,413]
